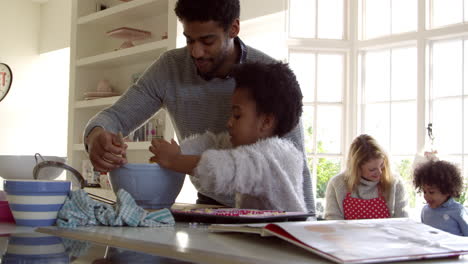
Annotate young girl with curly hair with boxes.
[413,160,468,236]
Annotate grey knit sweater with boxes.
[324,173,408,220]
[84,39,315,214]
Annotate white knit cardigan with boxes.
[180,131,307,212]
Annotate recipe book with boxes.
[209,218,468,264]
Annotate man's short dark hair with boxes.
[231,62,303,137]
[174,0,240,31]
[413,160,464,198]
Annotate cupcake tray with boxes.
[170,208,314,224]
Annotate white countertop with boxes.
[35,223,468,264]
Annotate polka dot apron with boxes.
[343,192,391,220]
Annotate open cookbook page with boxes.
[210,218,468,264]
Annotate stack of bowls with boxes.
[109,163,185,209]
[3,180,71,226]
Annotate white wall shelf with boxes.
[76,40,169,68]
[68,0,177,174]
[74,97,119,109]
[77,0,168,27]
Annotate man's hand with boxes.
[149,139,181,169]
[86,127,128,172]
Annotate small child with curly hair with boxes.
[413,160,468,236]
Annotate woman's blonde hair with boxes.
[345,134,393,198]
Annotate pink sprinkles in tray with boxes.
[173,208,288,217]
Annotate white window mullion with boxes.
[463,0,465,22]
[428,0,433,29]
[389,49,393,153]
[362,0,366,40]
[312,53,319,198]
[349,0,359,147]
[315,0,319,38]
[313,53,319,155]
[418,0,426,31]
[416,0,427,156]
[343,0,349,40]
[461,39,465,171]
[389,0,393,35]
[360,51,367,133]
[343,51,351,160]
[427,41,434,150]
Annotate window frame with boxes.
[358,44,418,156]
[427,37,468,166]
[287,0,348,40]
[288,48,348,198]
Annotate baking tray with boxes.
[171,208,315,224]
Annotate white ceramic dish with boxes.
[0,155,66,180]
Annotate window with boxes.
[359,46,418,213]
[429,39,467,168]
[287,0,346,218]
[360,47,417,154]
[287,0,468,215]
[359,0,417,40]
[289,51,345,214]
[289,0,344,39]
[428,0,468,29]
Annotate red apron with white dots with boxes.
[343,192,391,220]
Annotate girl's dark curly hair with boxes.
[413,160,463,197]
[231,62,303,137]
[174,0,240,31]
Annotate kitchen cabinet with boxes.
[67,0,179,173]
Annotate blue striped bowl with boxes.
[3,180,71,226]
[2,232,69,264]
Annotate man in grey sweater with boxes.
[84,0,315,214]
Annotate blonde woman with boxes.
[324,134,408,220]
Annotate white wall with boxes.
[240,0,285,21]
[239,0,287,60]
[0,0,71,157]
[39,0,71,53]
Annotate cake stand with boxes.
[107,27,151,49]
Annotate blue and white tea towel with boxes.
[57,189,174,228]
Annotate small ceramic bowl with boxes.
[109,163,185,209]
[3,180,71,226]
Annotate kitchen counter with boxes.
[0,221,467,264]
[36,222,468,264]
[0,223,195,263]
[1,202,468,263]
